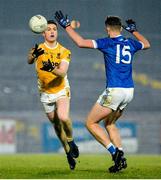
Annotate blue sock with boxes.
[107,143,116,155]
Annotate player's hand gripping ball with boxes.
[29,15,47,34]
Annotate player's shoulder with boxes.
[58,42,71,54]
[125,37,142,46]
[122,37,143,50]
[97,37,109,42]
[125,37,138,43]
[37,43,45,49]
[95,37,111,46]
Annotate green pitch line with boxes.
[0,154,161,179]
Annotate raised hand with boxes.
[55,10,71,28]
[32,44,44,58]
[122,19,137,33]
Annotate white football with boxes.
[29,15,47,34]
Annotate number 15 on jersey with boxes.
[116,45,132,64]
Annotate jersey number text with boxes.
[116,45,132,64]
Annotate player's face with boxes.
[43,24,58,42]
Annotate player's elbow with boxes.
[28,61,32,64]
[27,58,34,64]
[145,42,150,49]
[76,41,85,48]
[27,55,35,64]
[143,41,151,49]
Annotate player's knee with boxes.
[58,114,69,122]
[86,120,92,131]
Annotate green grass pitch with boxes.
[0,154,161,179]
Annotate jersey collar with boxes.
[112,35,124,41]
[44,42,59,49]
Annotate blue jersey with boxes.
[93,35,143,88]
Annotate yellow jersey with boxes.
[35,42,71,94]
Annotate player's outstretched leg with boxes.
[66,151,76,170]
[109,148,127,173]
[68,140,79,158]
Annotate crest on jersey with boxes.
[67,54,71,59]
[56,53,61,59]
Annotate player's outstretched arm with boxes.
[66,26,94,48]
[132,31,150,49]
[28,49,35,64]
[55,10,94,48]
[123,19,150,49]
[27,44,44,64]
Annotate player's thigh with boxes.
[40,92,57,120]
[97,88,124,111]
[56,97,70,121]
[86,102,113,124]
[42,102,56,121]
[119,88,134,110]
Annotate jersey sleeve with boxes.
[129,38,144,52]
[92,38,109,50]
[61,48,71,63]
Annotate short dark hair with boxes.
[105,16,122,29]
[47,20,57,26]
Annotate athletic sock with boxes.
[106,143,116,155]
[68,140,75,146]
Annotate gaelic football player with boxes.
[28,20,79,170]
[55,11,150,172]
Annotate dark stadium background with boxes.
[0,0,160,153]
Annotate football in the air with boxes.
[29,15,47,34]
